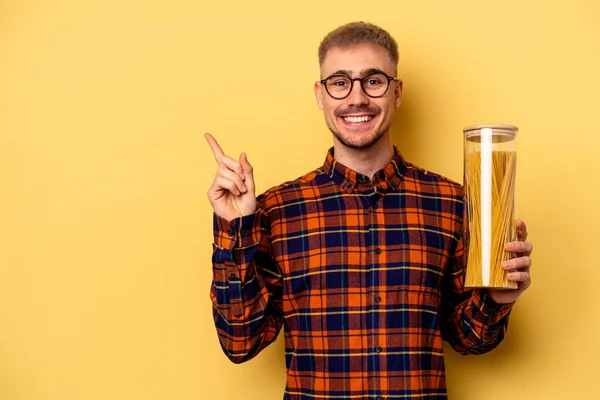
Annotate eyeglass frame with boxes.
[319,71,399,100]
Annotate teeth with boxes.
[343,116,372,123]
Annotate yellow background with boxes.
[1,0,598,399]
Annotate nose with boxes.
[346,79,369,106]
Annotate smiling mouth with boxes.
[342,115,373,123]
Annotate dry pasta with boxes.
[464,150,517,289]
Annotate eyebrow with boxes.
[327,68,390,78]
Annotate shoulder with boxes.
[256,166,330,211]
[403,161,465,240]
[403,161,464,199]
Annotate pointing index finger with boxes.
[204,133,225,162]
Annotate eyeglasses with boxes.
[320,72,398,100]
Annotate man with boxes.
[206,21,532,399]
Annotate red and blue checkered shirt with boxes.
[211,147,513,399]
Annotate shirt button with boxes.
[375,248,382,254]
[240,228,247,235]
[375,346,382,353]
[375,295,382,303]
[346,182,352,188]
[227,230,234,237]
[371,202,379,209]
[229,273,236,280]
[377,396,383,400]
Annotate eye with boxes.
[331,78,349,87]
[365,76,385,86]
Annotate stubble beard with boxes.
[328,119,392,150]
[328,104,392,150]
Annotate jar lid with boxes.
[463,124,518,136]
[463,124,518,143]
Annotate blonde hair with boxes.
[318,22,399,74]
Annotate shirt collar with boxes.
[322,146,407,194]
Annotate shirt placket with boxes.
[358,174,386,400]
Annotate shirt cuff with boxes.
[479,290,515,317]
[213,210,262,250]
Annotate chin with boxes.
[335,130,384,150]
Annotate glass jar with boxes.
[463,124,518,289]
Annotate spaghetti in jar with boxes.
[463,124,518,289]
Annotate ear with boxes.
[394,79,403,109]
[314,81,324,110]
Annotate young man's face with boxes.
[315,43,403,150]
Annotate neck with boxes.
[333,133,395,178]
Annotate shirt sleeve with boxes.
[439,229,515,355]
[210,206,284,364]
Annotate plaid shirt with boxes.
[211,147,513,399]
